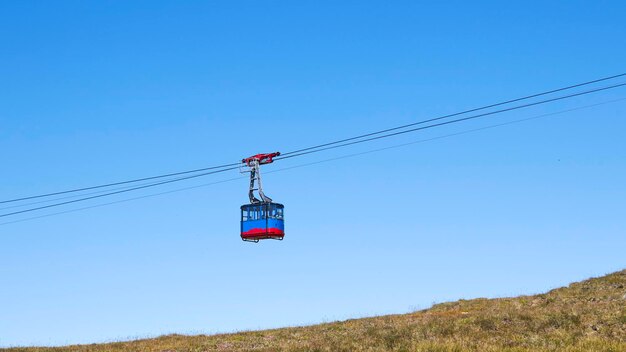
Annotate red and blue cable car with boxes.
[240,202,284,242]
[240,152,285,242]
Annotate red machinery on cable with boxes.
[242,152,280,168]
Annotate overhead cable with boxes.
[0,162,240,205]
[2,73,625,212]
[280,73,626,157]
[0,166,239,218]
[276,82,626,161]
[3,96,623,226]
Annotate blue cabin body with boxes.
[240,202,284,242]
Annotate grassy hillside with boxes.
[5,270,626,352]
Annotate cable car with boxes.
[240,152,284,242]
[240,202,284,242]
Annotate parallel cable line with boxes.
[0,176,247,226]
[0,162,240,205]
[280,73,626,157]
[1,73,625,214]
[276,82,626,161]
[0,166,239,218]
[0,176,199,211]
[2,97,623,226]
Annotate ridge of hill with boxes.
[5,270,626,352]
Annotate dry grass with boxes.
[5,270,626,351]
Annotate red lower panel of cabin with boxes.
[241,227,285,240]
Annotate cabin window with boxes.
[242,204,283,221]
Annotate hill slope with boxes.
[5,270,626,352]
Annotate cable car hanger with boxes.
[241,152,280,204]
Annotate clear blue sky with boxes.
[1,1,625,347]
